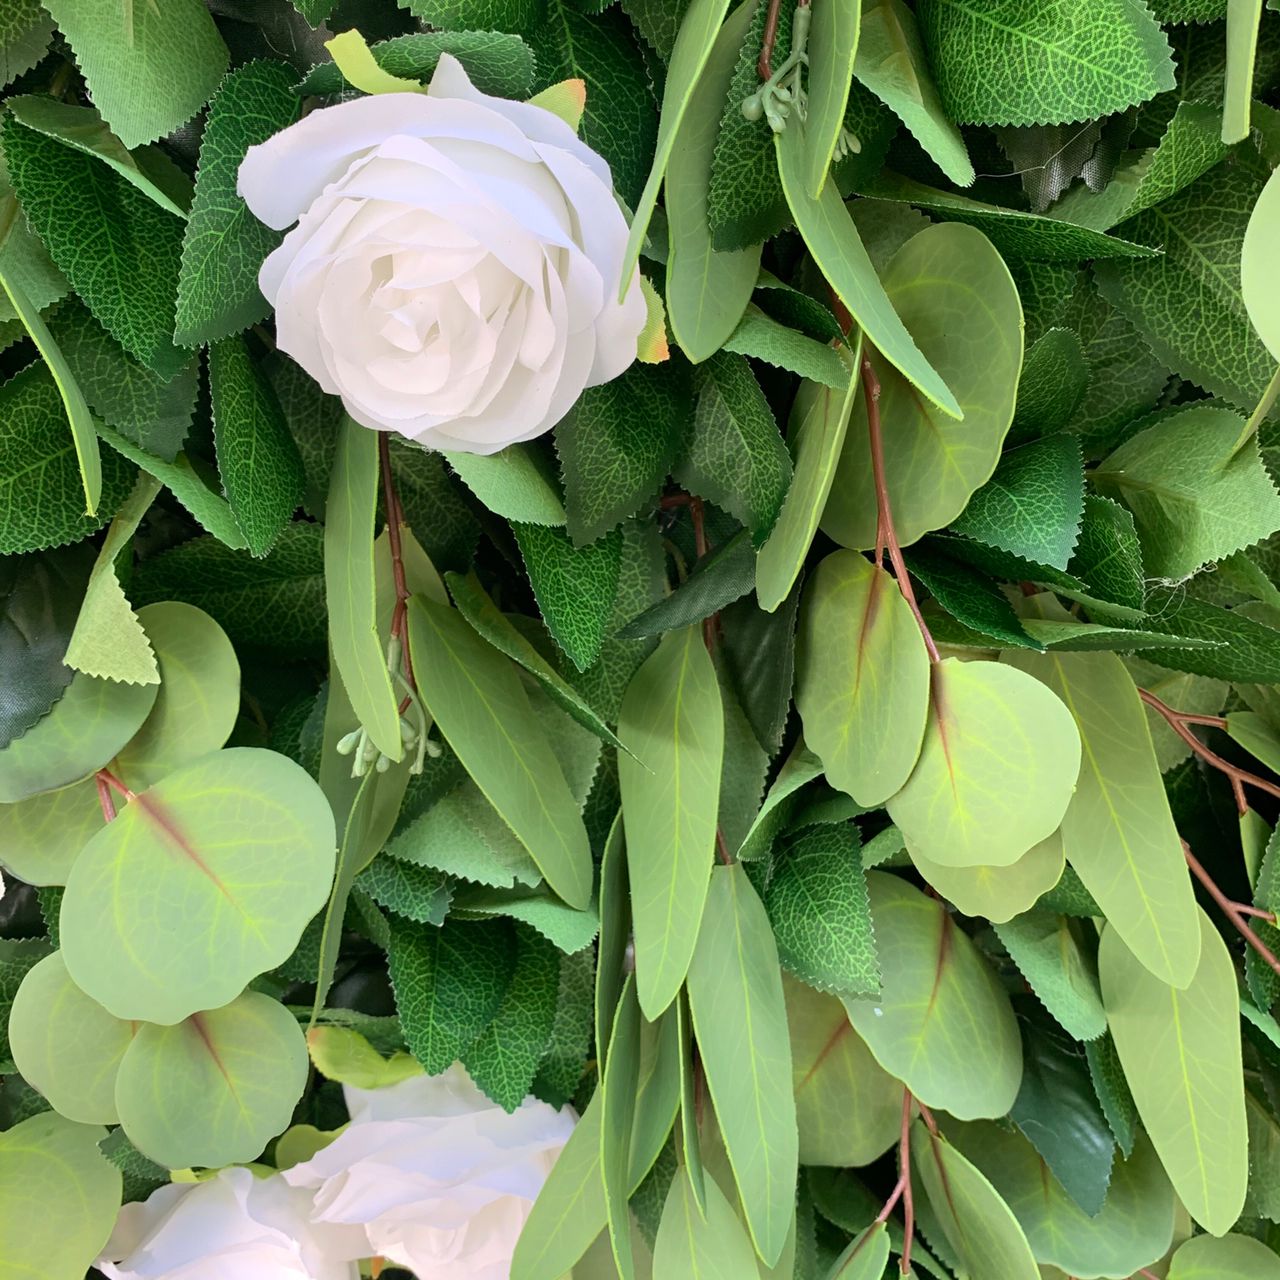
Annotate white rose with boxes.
[284,1063,576,1279]
[238,55,646,454]
[95,1166,365,1280]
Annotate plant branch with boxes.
[95,768,135,822]
[1138,687,1280,814]
[1234,361,1280,454]
[862,355,940,663]
[1184,840,1280,980]
[757,0,786,80]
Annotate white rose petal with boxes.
[238,56,646,454]
[284,1063,576,1280]
[96,1166,364,1280]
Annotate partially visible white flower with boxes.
[237,54,646,455]
[96,1166,364,1280]
[284,1063,576,1279]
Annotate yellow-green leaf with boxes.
[1168,1233,1280,1279]
[805,0,862,196]
[652,1166,762,1279]
[909,831,1064,924]
[1243,163,1280,362]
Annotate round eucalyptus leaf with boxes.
[114,601,241,790]
[0,774,102,885]
[0,668,156,804]
[114,990,308,1169]
[909,830,1065,923]
[9,951,134,1124]
[1168,1233,1280,1279]
[61,747,337,1024]
[0,1111,122,1280]
[887,659,1082,868]
[1242,164,1280,364]
[821,221,1024,549]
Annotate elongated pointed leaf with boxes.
[653,1168,762,1279]
[1223,0,1264,142]
[407,594,592,909]
[775,118,959,418]
[1243,163,1280,362]
[602,976,641,1280]
[325,416,401,761]
[1100,911,1247,1235]
[806,0,862,196]
[844,872,1022,1118]
[676,993,706,1211]
[824,1223,891,1279]
[686,863,798,1266]
[1004,648,1201,988]
[886,658,1081,869]
[618,626,725,1018]
[797,549,930,806]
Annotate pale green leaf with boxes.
[1224,0,1265,141]
[723,307,851,389]
[994,910,1107,1041]
[775,120,960,419]
[796,549,930,806]
[1100,911,1248,1235]
[1171,1234,1280,1277]
[845,872,1022,1118]
[0,776,102,887]
[652,1168,763,1279]
[784,973,900,1168]
[618,626,725,1018]
[306,1026,421,1091]
[114,990,308,1168]
[407,594,593,909]
[0,1112,120,1280]
[909,832,1065,924]
[887,658,1081,868]
[1243,162,1280,362]
[806,0,862,196]
[1004,648,1202,988]
[445,444,566,526]
[686,863,798,1267]
[823,1223,891,1280]
[602,975,641,1280]
[60,748,336,1024]
[822,223,1022,549]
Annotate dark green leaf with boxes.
[399,0,545,33]
[1009,328,1088,443]
[906,544,1036,649]
[354,856,451,926]
[617,530,754,639]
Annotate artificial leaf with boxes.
[723,307,851,389]
[407,595,593,908]
[822,223,1022,549]
[805,0,863,196]
[917,0,1175,126]
[1224,0,1266,142]
[618,626,724,1018]
[886,658,1081,868]
[601,975,641,1280]
[995,911,1106,1042]
[0,1,52,89]
[114,990,308,1168]
[1243,163,1280,362]
[60,748,336,1024]
[1100,911,1248,1235]
[355,856,451,927]
[687,863,798,1267]
[1010,328,1089,442]
[843,872,1022,1118]
[1168,1234,1280,1278]
[652,1168,763,1279]
[1005,648,1202,987]
[784,973,900,1168]
[909,833,1065,924]
[617,530,755,639]
[796,550,931,807]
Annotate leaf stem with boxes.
[378,432,417,697]
[95,768,135,822]
[863,355,940,663]
[1234,361,1280,453]
[1183,840,1280,980]
[757,0,786,80]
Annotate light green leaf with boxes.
[909,832,1065,924]
[453,884,601,955]
[407,594,593,909]
[755,348,861,613]
[653,1167,763,1279]
[1100,911,1248,1235]
[1004,648,1202,988]
[175,60,300,346]
[796,549,930,805]
[113,602,240,792]
[912,1123,1040,1280]
[621,0,732,294]
[208,336,306,558]
[775,120,959,419]
[0,666,156,804]
[666,3,760,362]
[686,863,798,1267]
[114,990,308,1169]
[806,0,862,196]
[1169,1232,1280,1278]
[1224,0,1265,141]
[1094,404,1280,580]
[40,0,228,147]
[916,0,1175,126]
[618,626,724,1018]
[445,444,566,526]
[843,872,1022,1119]
[0,775,102,887]
[854,0,972,186]
[822,223,1022,549]
[765,824,880,998]
[602,975,641,1280]
[596,812,629,1065]
[886,658,1081,869]
[60,748,336,1024]
[0,1112,120,1280]
[63,474,161,685]
[1243,163,1280,362]
[355,855,450,926]
[994,910,1106,1041]
[737,741,825,861]
[723,307,851,389]
[306,1025,421,1091]
[325,416,401,761]
[676,993,706,1211]
[823,1224,891,1279]
[9,951,133,1124]
[947,1120,1175,1279]
[784,973,900,1168]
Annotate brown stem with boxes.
[757,0,786,80]
[95,768,135,822]
[898,1090,915,1275]
[1184,841,1280,980]
[1138,687,1280,815]
[1236,903,1278,923]
[715,828,734,867]
[863,355,940,663]
[378,433,417,695]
